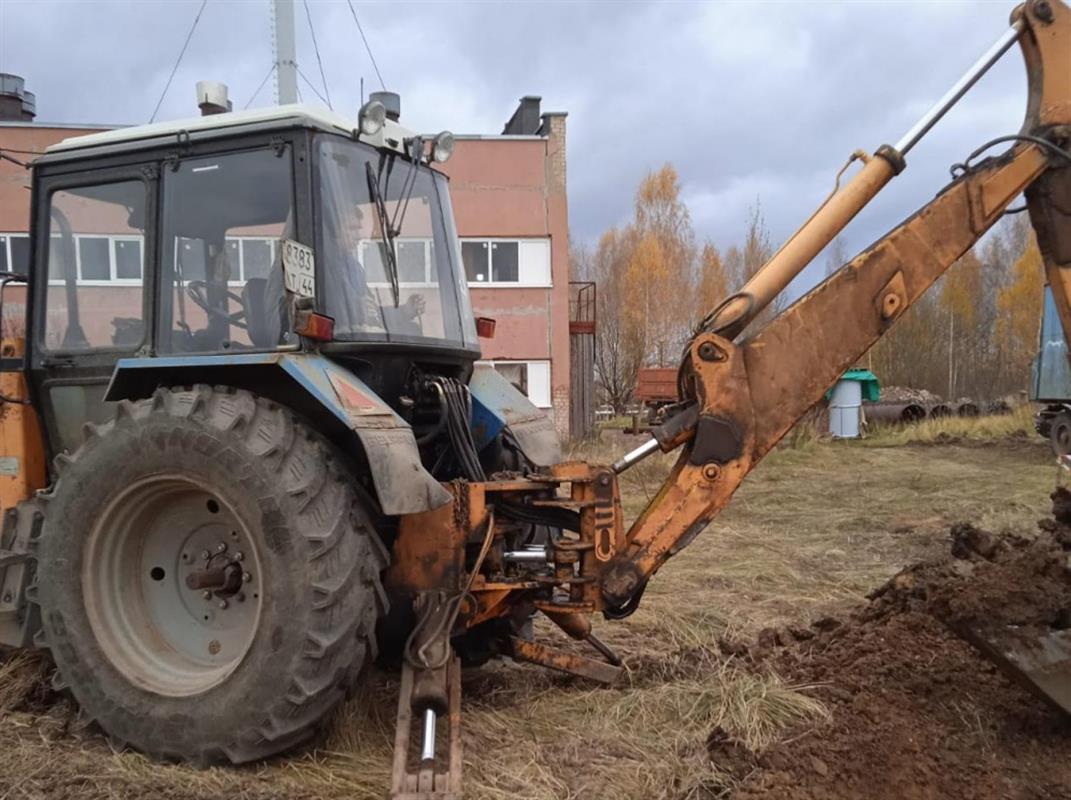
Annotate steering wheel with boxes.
[185,280,248,330]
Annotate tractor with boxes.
[1,1,1071,798]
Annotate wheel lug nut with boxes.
[215,543,227,554]
[242,572,252,583]
[218,599,228,610]
[202,591,212,600]
[200,550,210,560]
[234,551,244,562]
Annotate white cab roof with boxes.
[46,103,414,154]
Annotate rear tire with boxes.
[32,385,386,763]
[1052,412,1071,458]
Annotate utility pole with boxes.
[272,0,298,104]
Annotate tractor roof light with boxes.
[432,131,455,163]
[358,99,387,136]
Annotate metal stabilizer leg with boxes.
[390,656,462,800]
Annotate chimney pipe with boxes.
[0,74,36,122]
[196,81,232,116]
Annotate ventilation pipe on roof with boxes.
[0,74,36,122]
[196,81,232,116]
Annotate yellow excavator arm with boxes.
[389,1,1071,792]
[601,0,1071,606]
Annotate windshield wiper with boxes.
[365,159,401,307]
[365,140,426,308]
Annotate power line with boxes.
[243,63,277,110]
[297,67,330,107]
[149,0,209,123]
[302,0,332,110]
[345,0,385,91]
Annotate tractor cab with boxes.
[24,97,557,515]
[28,102,485,428]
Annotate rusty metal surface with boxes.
[955,624,1071,715]
[509,637,622,684]
[635,368,678,403]
[0,338,45,512]
[386,483,477,596]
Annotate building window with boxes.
[359,238,434,286]
[0,233,30,273]
[461,238,550,287]
[222,236,279,283]
[482,359,551,408]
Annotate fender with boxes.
[468,364,561,468]
[104,353,451,516]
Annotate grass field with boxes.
[0,413,1057,799]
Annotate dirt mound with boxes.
[880,385,942,403]
[723,492,1071,800]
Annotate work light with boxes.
[358,100,386,136]
[432,131,455,163]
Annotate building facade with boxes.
[0,81,573,437]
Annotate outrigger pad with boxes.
[390,657,462,800]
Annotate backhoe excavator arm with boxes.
[600,0,1071,607]
[387,2,1071,790]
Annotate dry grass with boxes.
[864,405,1037,446]
[0,425,1057,799]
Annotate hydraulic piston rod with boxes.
[700,21,1025,343]
[895,21,1024,155]
[420,709,436,762]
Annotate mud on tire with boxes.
[31,385,387,763]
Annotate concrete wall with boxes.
[0,124,99,230]
[443,115,571,438]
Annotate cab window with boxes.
[43,180,148,351]
[158,147,293,353]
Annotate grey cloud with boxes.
[1,0,1030,295]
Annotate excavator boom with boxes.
[389,0,1071,791]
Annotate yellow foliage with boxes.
[996,236,1043,375]
[940,250,982,333]
[697,243,728,320]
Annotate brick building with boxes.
[0,78,574,437]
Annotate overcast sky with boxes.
[0,0,1028,294]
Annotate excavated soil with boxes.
[720,490,1071,800]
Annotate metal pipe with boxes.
[707,153,899,341]
[612,437,661,474]
[894,21,1024,155]
[502,550,549,563]
[420,709,436,762]
[862,401,926,424]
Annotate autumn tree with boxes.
[625,165,697,365]
[695,242,729,327]
[939,250,984,398]
[996,233,1044,391]
[588,226,644,412]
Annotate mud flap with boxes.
[106,354,452,516]
[468,364,561,468]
